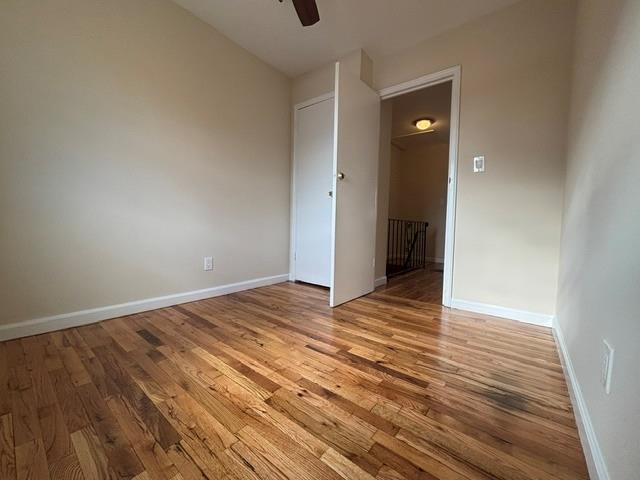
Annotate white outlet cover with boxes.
[204,256,213,271]
[473,156,485,173]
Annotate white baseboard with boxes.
[0,274,289,342]
[374,276,388,288]
[450,298,553,327]
[553,318,610,480]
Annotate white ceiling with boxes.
[390,81,452,149]
[172,0,521,77]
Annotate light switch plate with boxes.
[473,156,485,173]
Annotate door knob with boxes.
[337,172,345,180]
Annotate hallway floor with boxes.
[379,263,444,304]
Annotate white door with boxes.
[294,97,335,287]
[330,62,381,306]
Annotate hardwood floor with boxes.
[380,264,444,304]
[0,281,588,480]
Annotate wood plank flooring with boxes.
[380,264,444,304]
[0,280,588,480]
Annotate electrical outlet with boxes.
[473,155,485,173]
[601,340,614,394]
[203,256,213,271]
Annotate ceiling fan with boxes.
[278,0,320,27]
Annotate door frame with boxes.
[378,65,461,307]
[289,92,335,282]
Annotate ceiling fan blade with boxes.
[291,0,320,26]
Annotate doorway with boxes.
[290,62,380,307]
[378,66,461,307]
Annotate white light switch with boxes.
[473,156,485,173]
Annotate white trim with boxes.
[378,66,461,99]
[553,318,610,480]
[450,298,553,327]
[374,276,388,288]
[329,62,340,307]
[290,91,335,285]
[0,274,289,342]
[379,65,461,309]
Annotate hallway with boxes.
[379,263,444,305]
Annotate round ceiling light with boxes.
[413,118,434,131]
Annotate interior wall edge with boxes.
[374,276,388,288]
[553,318,611,480]
[0,274,289,342]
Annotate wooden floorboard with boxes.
[0,280,588,479]
[380,265,444,305]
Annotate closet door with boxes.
[330,62,381,306]
[294,96,334,287]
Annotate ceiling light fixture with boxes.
[413,118,434,131]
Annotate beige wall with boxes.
[376,0,575,314]
[388,143,449,261]
[292,63,334,105]
[556,0,640,478]
[291,50,370,105]
[0,0,291,325]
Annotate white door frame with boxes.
[289,92,335,282]
[378,65,461,307]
